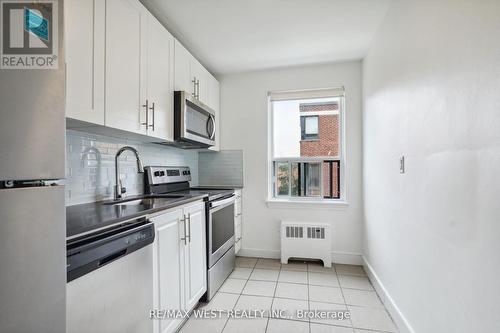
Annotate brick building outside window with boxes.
[299,101,340,198]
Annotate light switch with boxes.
[400,156,405,174]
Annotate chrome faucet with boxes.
[114,146,144,200]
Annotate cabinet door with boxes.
[183,202,207,310]
[151,209,184,333]
[234,190,242,254]
[208,75,220,151]
[174,39,194,95]
[191,59,209,104]
[105,0,147,134]
[65,0,105,125]
[146,15,174,141]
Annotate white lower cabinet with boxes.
[151,209,184,333]
[234,190,242,254]
[183,202,208,310]
[151,201,206,333]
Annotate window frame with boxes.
[300,115,319,141]
[267,87,347,204]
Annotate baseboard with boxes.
[331,251,363,265]
[362,256,415,333]
[237,248,280,259]
[237,248,363,265]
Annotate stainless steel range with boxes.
[144,166,235,301]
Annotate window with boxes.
[269,88,344,201]
[301,116,319,140]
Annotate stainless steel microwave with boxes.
[174,91,216,148]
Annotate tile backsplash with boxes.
[198,150,244,187]
[65,130,198,206]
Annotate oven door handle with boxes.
[210,195,235,208]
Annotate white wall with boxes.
[363,1,500,332]
[220,61,363,262]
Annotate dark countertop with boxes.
[195,185,244,189]
[66,193,208,240]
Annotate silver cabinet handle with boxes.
[141,99,149,127]
[192,77,197,98]
[187,213,191,243]
[148,102,155,131]
[195,79,200,99]
[180,215,187,245]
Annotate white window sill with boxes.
[266,198,349,210]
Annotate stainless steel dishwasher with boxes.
[66,219,155,333]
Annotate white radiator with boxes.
[280,221,331,267]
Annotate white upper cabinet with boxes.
[65,0,219,147]
[105,0,174,140]
[105,0,148,135]
[145,15,175,141]
[174,39,218,109]
[190,59,209,105]
[207,75,220,151]
[174,39,221,150]
[174,39,194,96]
[65,0,105,125]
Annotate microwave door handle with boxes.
[206,114,215,140]
[209,114,216,140]
[206,115,215,140]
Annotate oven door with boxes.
[208,195,235,268]
[175,91,216,147]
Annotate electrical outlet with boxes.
[400,156,405,174]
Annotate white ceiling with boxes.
[141,0,392,76]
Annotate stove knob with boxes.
[154,171,160,177]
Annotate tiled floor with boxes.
[179,257,398,333]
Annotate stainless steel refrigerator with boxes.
[0,1,66,332]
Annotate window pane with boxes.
[276,162,289,196]
[305,162,321,197]
[322,161,340,199]
[291,163,300,196]
[332,161,340,199]
[273,96,341,158]
[323,162,331,198]
[305,116,318,134]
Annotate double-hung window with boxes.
[269,88,345,201]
